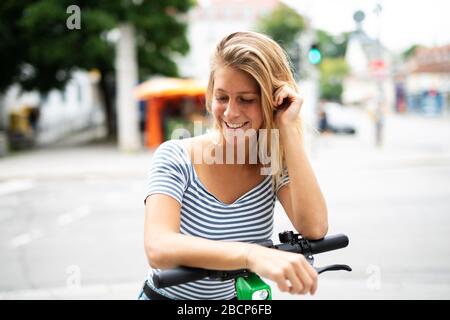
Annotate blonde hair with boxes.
[205,31,303,190]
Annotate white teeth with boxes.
[225,121,247,129]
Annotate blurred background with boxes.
[0,0,449,299]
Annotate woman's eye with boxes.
[240,98,254,104]
[216,97,228,102]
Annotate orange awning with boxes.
[134,77,206,100]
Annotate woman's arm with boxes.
[274,86,328,239]
[144,194,252,270]
[277,127,328,239]
[144,193,318,295]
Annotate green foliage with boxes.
[402,44,421,60]
[317,29,350,58]
[0,0,195,93]
[319,57,348,102]
[257,3,305,51]
[314,29,349,101]
[256,3,304,79]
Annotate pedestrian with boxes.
[318,110,329,134]
[138,31,328,300]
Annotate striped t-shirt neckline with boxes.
[176,139,272,206]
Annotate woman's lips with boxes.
[223,120,249,129]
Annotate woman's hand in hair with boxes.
[273,85,303,127]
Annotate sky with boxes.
[282,0,450,53]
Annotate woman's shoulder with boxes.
[149,140,190,170]
[153,134,212,167]
[154,139,188,156]
[177,134,211,157]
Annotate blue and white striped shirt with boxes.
[144,139,289,300]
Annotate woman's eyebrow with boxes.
[215,88,258,94]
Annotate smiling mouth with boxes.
[223,121,249,129]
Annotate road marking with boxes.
[9,206,91,248]
[57,206,91,226]
[0,179,35,197]
[10,229,43,248]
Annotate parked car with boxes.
[318,102,357,135]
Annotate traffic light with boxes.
[308,43,322,65]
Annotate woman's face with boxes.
[211,66,263,144]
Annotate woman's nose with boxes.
[224,101,240,119]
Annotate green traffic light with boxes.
[308,48,322,65]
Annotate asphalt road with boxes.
[1,109,449,299]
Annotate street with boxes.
[1,108,450,299]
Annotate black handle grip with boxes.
[153,267,208,288]
[309,234,349,254]
[153,234,350,289]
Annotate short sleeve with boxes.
[276,166,290,194]
[144,140,190,206]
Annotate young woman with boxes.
[138,31,328,300]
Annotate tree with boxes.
[257,3,305,77]
[402,44,421,60]
[313,29,350,101]
[0,0,195,141]
[319,57,348,102]
[316,29,350,58]
[257,3,305,49]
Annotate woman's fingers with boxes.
[274,88,288,106]
[285,267,304,294]
[306,262,319,295]
[297,259,318,295]
[273,271,290,292]
[252,248,318,296]
[273,85,300,111]
[273,85,290,106]
[275,258,316,295]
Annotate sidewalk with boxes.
[0,143,154,181]
[310,108,450,171]
[2,110,449,181]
